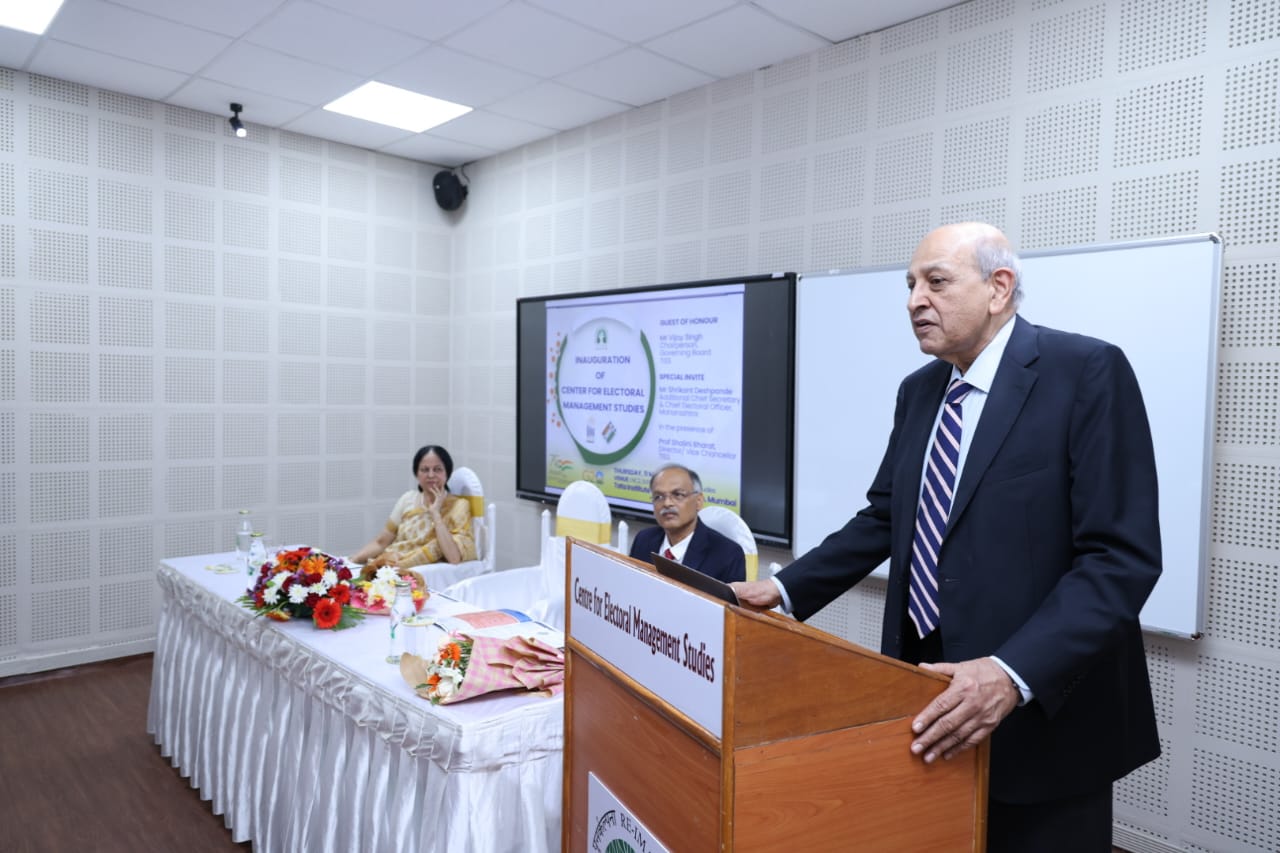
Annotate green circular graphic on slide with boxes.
[604,841,635,853]
[555,318,656,466]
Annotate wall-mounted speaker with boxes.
[433,170,467,211]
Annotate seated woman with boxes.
[351,445,477,568]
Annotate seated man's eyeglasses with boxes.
[652,490,699,505]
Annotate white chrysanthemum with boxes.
[321,569,338,588]
[263,586,280,605]
[308,582,326,596]
[375,566,399,584]
[370,579,395,605]
[288,584,309,604]
[266,573,286,590]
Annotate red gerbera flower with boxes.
[329,583,351,605]
[312,597,342,629]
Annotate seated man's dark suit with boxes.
[630,519,746,584]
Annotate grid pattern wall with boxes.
[0,72,454,674]
[448,1,1280,850]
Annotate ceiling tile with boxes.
[27,40,190,100]
[556,48,713,107]
[168,78,312,128]
[10,0,957,164]
[284,108,417,149]
[0,28,39,70]
[646,5,828,78]
[445,2,626,78]
[525,0,736,43]
[378,46,539,108]
[45,0,233,74]
[486,81,630,130]
[107,0,283,37]
[200,42,363,106]
[380,134,497,168]
[244,2,428,77]
[753,0,958,43]
[310,0,509,42]
[428,109,557,151]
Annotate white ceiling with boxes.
[0,0,959,167]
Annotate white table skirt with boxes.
[147,553,563,853]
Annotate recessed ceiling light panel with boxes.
[324,82,471,134]
[0,0,65,34]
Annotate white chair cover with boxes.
[441,482,617,631]
[447,466,497,572]
[697,505,760,581]
[552,481,612,544]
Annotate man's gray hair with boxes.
[649,463,703,493]
[974,235,1024,307]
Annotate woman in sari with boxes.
[351,445,477,567]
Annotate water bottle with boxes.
[235,509,253,572]
[386,579,415,663]
[247,532,268,576]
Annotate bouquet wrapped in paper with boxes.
[350,565,428,615]
[400,632,565,705]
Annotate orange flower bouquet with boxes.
[237,546,365,630]
[400,632,565,705]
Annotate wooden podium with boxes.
[563,540,987,852]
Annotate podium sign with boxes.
[587,773,671,853]
[563,541,988,852]
[569,544,725,737]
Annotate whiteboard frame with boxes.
[793,233,1222,639]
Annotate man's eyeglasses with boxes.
[651,490,699,505]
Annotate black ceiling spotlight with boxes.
[433,165,468,212]
[228,102,246,138]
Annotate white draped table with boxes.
[147,552,563,853]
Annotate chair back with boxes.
[697,505,759,581]
[553,480,612,545]
[447,466,497,570]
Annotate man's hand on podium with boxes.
[729,580,781,610]
[909,657,1020,764]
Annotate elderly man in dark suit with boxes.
[629,464,746,584]
[733,222,1161,852]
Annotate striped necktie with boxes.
[908,379,974,639]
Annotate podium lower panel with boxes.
[733,717,983,852]
[566,655,722,853]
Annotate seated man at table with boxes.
[629,464,746,584]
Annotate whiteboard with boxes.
[793,234,1222,638]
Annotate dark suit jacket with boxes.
[778,316,1161,804]
[630,519,746,584]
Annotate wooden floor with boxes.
[0,654,248,853]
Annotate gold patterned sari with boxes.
[382,492,477,567]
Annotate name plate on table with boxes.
[569,543,725,738]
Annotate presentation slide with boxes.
[544,284,745,512]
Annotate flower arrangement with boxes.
[422,634,474,704]
[238,546,365,630]
[350,566,428,615]
[400,632,565,706]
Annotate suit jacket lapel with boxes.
[684,520,708,566]
[947,316,1040,530]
